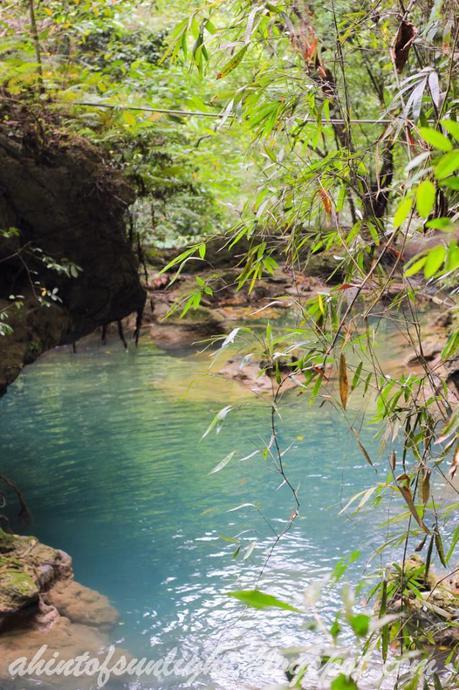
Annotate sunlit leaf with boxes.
[415,180,436,218]
[418,127,452,152]
[435,150,459,179]
[404,255,427,277]
[216,45,248,79]
[348,613,370,637]
[440,119,459,142]
[441,332,459,360]
[331,674,359,690]
[393,196,412,228]
[227,589,300,612]
[423,244,445,278]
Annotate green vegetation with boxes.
[0,0,458,688]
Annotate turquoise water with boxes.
[0,336,388,689]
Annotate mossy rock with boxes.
[0,566,39,615]
[0,529,18,554]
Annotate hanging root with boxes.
[133,307,143,346]
[101,323,107,344]
[117,319,128,349]
[0,473,32,527]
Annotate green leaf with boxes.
[159,18,188,63]
[441,332,459,361]
[332,550,361,581]
[349,613,370,637]
[331,674,359,690]
[393,196,412,228]
[416,180,436,218]
[441,119,459,142]
[423,244,445,278]
[434,530,447,568]
[404,255,427,277]
[205,19,217,34]
[330,617,341,641]
[159,245,201,274]
[227,589,300,613]
[216,45,248,79]
[440,176,459,190]
[351,362,363,391]
[445,242,459,272]
[202,405,232,439]
[418,127,452,152]
[426,217,458,232]
[435,150,459,179]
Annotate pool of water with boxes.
[0,335,390,689]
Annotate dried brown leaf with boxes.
[391,19,417,73]
[339,353,349,410]
[397,480,430,534]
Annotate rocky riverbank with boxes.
[0,529,127,689]
[107,261,458,405]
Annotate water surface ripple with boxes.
[0,338,386,689]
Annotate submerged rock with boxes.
[0,529,123,687]
[0,617,130,689]
[218,356,302,394]
[46,580,119,629]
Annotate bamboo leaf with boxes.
[404,254,427,277]
[434,530,447,567]
[227,589,300,612]
[331,674,359,690]
[390,451,397,471]
[393,196,412,228]
[421,469,431,504]
[418,127,452,152]
[441,119,459,142]
[424,244,445,278]
[396,478,430,533]
[209,451,235,475]
[351,361,363,391]
[435,150,459,179]
[202,405,232,439]
[216,45,248,79]
[416,180,436,218]
[339,353,349,409]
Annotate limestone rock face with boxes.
[0,98,146,394]
[0,531,65,624]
